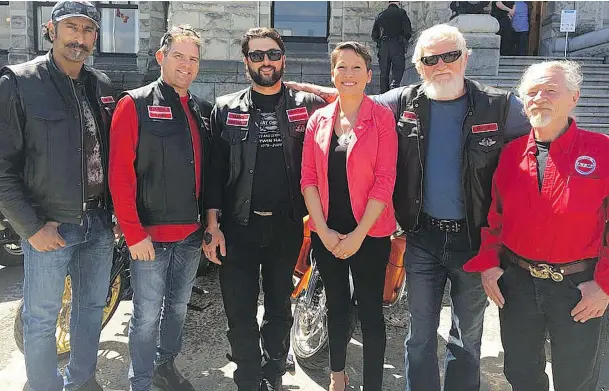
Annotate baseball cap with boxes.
[51,1,101,28]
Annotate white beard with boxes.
[529,112,552,128]
[422,77,465,101]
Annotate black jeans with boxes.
[497,17,514,55]
[311,232,390,391]
[498,255,605,391]
[378,38,406,93]
[512,31,529,56]
[219,214,303,390]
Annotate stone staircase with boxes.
[473,56,609,135]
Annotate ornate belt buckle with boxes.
[528,263,564,282]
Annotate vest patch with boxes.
[148,105,173,120]
[227,112,250,127]
[472,122,498,134]
[287,107,309,123]
[100,96,115,104]
[401,111,417,123]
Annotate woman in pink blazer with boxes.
[300,41,398,391]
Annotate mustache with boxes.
[65,42,91,52]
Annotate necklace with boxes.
[337,111,356,147]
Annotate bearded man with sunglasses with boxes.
[203,27,325,391]
[109,25,212,391]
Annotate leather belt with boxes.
[83,197,102,211]
[502,247,597,282]
[422,214,465,233]
[253,211,273,217]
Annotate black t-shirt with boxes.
[73,76,104,199]
[535,140,550,190]
[327,132,358,233]
[250,89,291,214]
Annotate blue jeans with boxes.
[128,228,203,391]
[22,209,114,391]
[403,224,487,391]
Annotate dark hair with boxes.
[160,24,202,55]
[42,22,57,43]
[330,41,373,71]
[241,27,285,57]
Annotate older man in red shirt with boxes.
[464,60,609,391]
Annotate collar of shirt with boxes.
[524,117,578,157]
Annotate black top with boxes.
[491,1,515,19]
[250,89,291,214]
[327,132,358,234]
[73,76,104,200]
[535,140,550,190]
[371,4,412,42]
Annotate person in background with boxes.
[371,1,412,93]
[464,60,609,391]
[492,1,515,55]
[511,1,531,56]
[109,25,212,391]
[301,41,397,391]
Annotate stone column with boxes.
[327,1,343,52]
[8,1,36,65]
[449,14,500,76]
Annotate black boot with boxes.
[260,377,282,391]
[152,360,195,391]
[74,376,103,391]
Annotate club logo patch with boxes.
[286,107,309,123]
[226,112,250,127]
[100,96,115,104]
[147,106,173,120]
[575,155,596,175]
[478,137,496,147]
[401,111,417,123]
[472,123,498,134]
[294,124,306,133]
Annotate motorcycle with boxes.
[0,214,24,267]
[290,217,407,370]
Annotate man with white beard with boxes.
[289,23,530,390]
[464,60,609,391]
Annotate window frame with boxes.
[271,1,330,43]
[0,1,9,53]
[33,1,55,54]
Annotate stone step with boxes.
[570,102,609,113]
[483,82,609,92]
[475,74,609,84]
[499,56,605,66]
[499,69,609,78]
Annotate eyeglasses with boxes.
[247,49,284,63]
[420,50,462,66]
[160,26,201,48]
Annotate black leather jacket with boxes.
[394,79,514,250]
[0,52,115,239]
[205,85,326,225]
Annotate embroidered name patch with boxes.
[575,155,597,175]
[147,106,173,120]
[226,112,250,127]
[100,96,115,104]
[472,123,498,134]
[286,107,309,123]
[401,111,417,123]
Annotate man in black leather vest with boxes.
[0,2,115,390]
[203,28,325,391]
[285,23,530,391]
[108,26,211,391]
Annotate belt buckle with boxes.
[528,263,564,282]
[439,219,457,233]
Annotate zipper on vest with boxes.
[68,78,86,225]
[461,108,473,246]
[183,101,200,223]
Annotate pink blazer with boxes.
[301,95,397,237]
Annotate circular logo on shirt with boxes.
[575,155,596,175]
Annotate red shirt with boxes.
[300,95,398,237]
[109,94,202,247]
[464,120,609,294]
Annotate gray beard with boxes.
[422,77,465,101]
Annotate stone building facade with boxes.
[0,1,608,101]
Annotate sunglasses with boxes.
[247,49,284,63]
[160,26,201,47]
[420,50,462,66]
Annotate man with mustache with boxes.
[109,25,212,391]
[288,24,530,391]
[464,60,609,391]
[203,27,325,391]
[0,2,115,390]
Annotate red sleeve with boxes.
[463,170,504,272]
[368,107,397,206]
[594,199,609,294]
[300,111,319,192]
[108,96,148,247]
